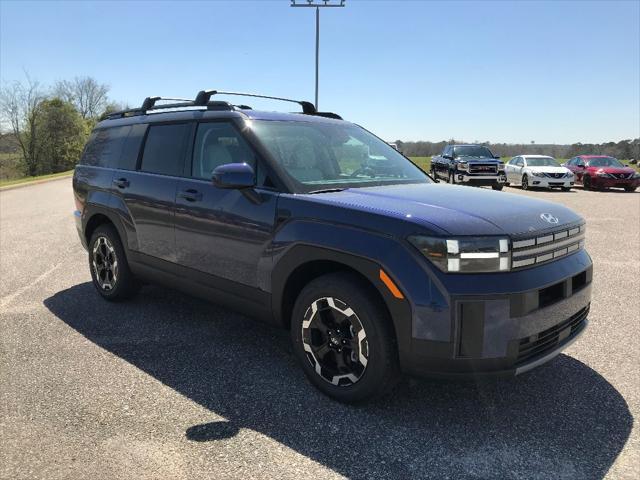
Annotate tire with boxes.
[583,175,592,190]
[290,272,400,404]
[561,187,571,192]
[448,170,456,184]
[521,174,529,190]
[492,184,504,191]
[624,186,637,192]
[88,224,140,301]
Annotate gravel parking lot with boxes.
[1,178,638,480]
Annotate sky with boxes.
[1,0,639,144]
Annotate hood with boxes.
[458,156,500,163]
[304,183,582,237]
[527,166,570,174]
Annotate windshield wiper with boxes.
[307,188,346,194]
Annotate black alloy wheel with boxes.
[301,296,368,387]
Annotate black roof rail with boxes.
[194,90,318,114]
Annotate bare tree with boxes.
[0,75,47,176]
[54,76,109,119]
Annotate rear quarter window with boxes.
[81,126,130,168]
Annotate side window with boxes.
[140,123,191,176]
[81,126,129,168]
[517,157,524,167]
[192,122,256,180]
[118,124,147,171]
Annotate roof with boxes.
[520,154,555,158]
[576,154,615,158]
[97,107,347,129]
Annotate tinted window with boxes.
[587,156,624,168]
[251,121,429,192]
[81,126,129,168]
[118,124,147,170]
[140,123,191,176]
[526,157,560,167]
[453,146,494,158]
[192,122,256,180]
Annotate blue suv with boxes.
[73,90,592,403]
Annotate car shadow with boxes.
[44,283,632,480]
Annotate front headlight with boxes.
[633,172,640,179]
[408,236,510,273]
[531,171,545,177]
[498,163,505,171]
[596,172,611,178]
[458,161,468,171]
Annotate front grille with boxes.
[612,172,633,179]
[543,172,566,179]
[468,163,497,175]
[516,305,589,365]
[511,223,585,269]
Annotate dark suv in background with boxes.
[431,144,507,190]
[73,90,592,403]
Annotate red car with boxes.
[564,155,639,192]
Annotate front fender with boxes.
[270,219,451,371]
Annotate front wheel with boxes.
[290,272,399,403]
[88,224,140,301]
[448,170,456,184]
[624,185,637,192]
[561,186,571,192]
[583,175,592,190]
[521,174,529,190]
[492,184,504,191]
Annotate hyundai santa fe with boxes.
[73,90,593,403]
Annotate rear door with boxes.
[174,120,279,289]
[112,122,193,264]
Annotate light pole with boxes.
[291,0,345,110]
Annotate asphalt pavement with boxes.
[1,178,638,479]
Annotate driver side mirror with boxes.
[576,163,585,168]
[212,163,255,189]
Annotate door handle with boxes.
[178,189,203,202]
[113,177,129,189]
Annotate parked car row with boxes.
[430,145,639,192]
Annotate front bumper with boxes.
[591,176,639,189]
[401,251,592,378]
[530,176,573,188]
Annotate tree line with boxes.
[0,75,124,177]
[394,138,639,161]
[1,75,637,179]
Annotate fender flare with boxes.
[271,244,413,359]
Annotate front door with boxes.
[174,121,278,289]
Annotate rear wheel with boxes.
[88,224,140,301]
[290,272,399,403]
[521,174,529,190]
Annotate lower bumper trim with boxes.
[515,319,587,375]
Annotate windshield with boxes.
[453,146,494,158]
[526,157,560,167]
[587,156,624,168]
[251,120,430,192]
